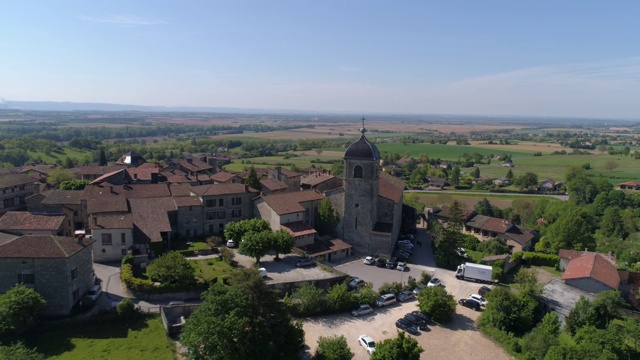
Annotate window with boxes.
[206,211,216,220]
[355,217,358,229]
[205,200,215,207]
[18,271,35,284]
[70,267,77,280]
[18,196,25,205]
[208,224,214,233]
[185,229,191,236]
[231,209,242,218]
[189,206,193,211]
[218,199,224,206]
[3,198,15,208]
[219,223,224,232]
[232,197,242,205]
[353,165,363,178]
[217,211,226,219]
[121,249,128,255]
[72,288,80,302]
[101,233,112,245]
[121,233,126,245]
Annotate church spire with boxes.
[360,116,367,135]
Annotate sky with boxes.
[1,1,639,119]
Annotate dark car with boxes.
[458,298,481,311]
[375,258,387,268]
[398,290,416,303]
[411,310,431,324]
[404,313,428,330]
[478,286,492,296]
[386,257,398,269]
[395,318,419,335]
[295,258,314,268]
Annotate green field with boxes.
[28,315,175,360]
[26,148,94,165]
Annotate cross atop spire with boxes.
[360,116,367,134]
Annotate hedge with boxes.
[522,252,559,267]
[120,256,203,294]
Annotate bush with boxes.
[511,251,524,262]
[417,286,456,324]
[378,282,403,296]
[492,260,506,282]
[419,271,432,285]
[219,247,235,264]
[116,298,137,317]
[206,236,223,247]
[523,252,559,267]
[479,325,521,355]
[121,261,201,294]
[460,235,481,251]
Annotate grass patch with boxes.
[27,314,175,360]
[190,257,237,282]
[172,241,211,252]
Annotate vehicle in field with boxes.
[258,268,268,278]
[375,258,387,268]
[226,239,235,248]
[410,310,431,323]
[349,278,366,290]
[386,257,398,269]
[468,294,488,306]
[404,313,428,330]
[478,286,492,296]
[376,294,397,307]
[413,284,428,295]
[86,284,102,302]
[455,263,493,283]
[396,262,407,271]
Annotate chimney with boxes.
[133,173,138,180]
[151,172,158,184]
[109,186,114,194]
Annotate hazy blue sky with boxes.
[1,1,639,119]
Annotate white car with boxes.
[226,239,235,248]
[258,268,268,278]
[427,278,442,287]
[358,335,376,354]
[468,294,488,306]
[363,256,375,265]
[86,284,102,302]
[396,262,407,271]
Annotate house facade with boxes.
[90,214,134,262]
[191,183,259,236]
[0,173,39,215]
[0,234,95,317]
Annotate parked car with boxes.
[358,335,376,354]
[258,268,268,278]
[349,278,366,290]
[376,294,397,307]
[456,247,469,259]
[395,318,419,335]
[398,290,415,302]
[468,294,488,306]
[458,298,481,311]
[86,284,102,302]
[295,258,314,268]
[397,262,407,272]
[364,256,375,265]
[427,278,442,287]
[386,257,398,269]
[395,250,412,259]
[352,304,374,317]
[413,284,428,295]
[226,239,235,248]
[478,286,492,296]
[375,258,387,268]
[404,313,428,330]
[410,310,431,324]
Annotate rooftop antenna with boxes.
[360,116,367,134]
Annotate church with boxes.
[326,121,405,257]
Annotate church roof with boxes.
[345,134,380,160]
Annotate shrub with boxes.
[511,251,524,262]
[523,252,559,267]
[417,286,456,324]
[219,247,235,264]
[492,260,506,282]
[479,325,521,355]
[326,283,356,313]
[378,282,403,296]
[206,236,223,247]
[116,298,137,317]
[419,271,432,285]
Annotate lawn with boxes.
[190,257,238,283]
[27,315,175,360]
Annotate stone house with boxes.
[0,173,39,214]
[463,213,537,252]
[90,213,134,262]
[0,234,95,317]
[209,170,241,184]
[254,190,324,247]
[301,172,343,193]
[28,190,85,230]
[0,211,70,236]
[190,183,259,237]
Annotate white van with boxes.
[86,284,102,302]
[258,268,268,278]
[376,293,396,307]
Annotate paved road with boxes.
[405,189,569,201]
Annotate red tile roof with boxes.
[41,190,83,205]
[0,235,95,258]
[209,171,238,183]
[126,164,160,182]
[559,249,616,265]
[260,190,324,215]
[562,253,620,290]
[298,238,352,257]
[260,179,289,191]
[175,158,214,173]
[280,221,317,237]
[191,183,258,196]
[0,173,36,188]
[379,173,404,204]
[619,181,640,187]
[0,212,65,232]
[301,173,336,187]
[482,217,511,234]
[173,196,202,208]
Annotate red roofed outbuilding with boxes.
[562,253,620,293]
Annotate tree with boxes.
[271,229,295,260]
[520,326,559,359]
[416,286,456,324]
[604,160,619,172]
[450,166,461,186]
[472,167,480,178]
[474,198,495,217]
[448,200,466,232]
[542,207,595,253]
[505,168,514,181]
[46,168,76,188]
[318,198,340,236]
[370,331,423,360]
[326,283,356,312]
[146,251,195,286]
[239,230,272,264]
[246,166,262,191]
[313,335,354,360]
[566,296,598,335]
[592,290,622,329]
[285,283,326,315]
[180,270,304,360]
[98,148,108,166]
[116,298,137,317]
[515,172,538,190]
[63,156,74,169]
[0,284,46,336]
[224,219,270,245]
[59,179,90,190]
[598,144,608,154]
[513,268,542,298]
[538,311,560,337]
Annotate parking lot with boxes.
[302,226,511,360]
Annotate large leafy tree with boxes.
[46,168,76,188]
[474,198,495,217]
[416,286,456,324]
[313,335,354,360]
[566,296,598,335]
[271,228,295,260]
[513,268,542,298]
[59,179,90,190]
[180,269,304,360]
[285,283,326,315]
[0,284,46,336]
[224,219,270,245]
[146,251,195,285]
[540,207,595,253]
[239,230,272,264]
[370,331,423,360]
[318,198,340,236]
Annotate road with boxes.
[405,189,569,201]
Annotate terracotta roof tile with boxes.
[209,171,238,183]
[260,179,289,191]
[280,221,317,237]
[191,183,258,196]
[562,253,620,290]
[0,173,36,188]
[0,212,65,232]
[260,190,324,215]
[559,249,617,264]
[302,173,336,187]
[173,196,202,207]
[0,235,94,258]
[175,158,214,173]
[41,190,83,205]
[90,213,133,229]
[298,238,352,257]
[481,217,511,234]
[378,173,404,203]
[129,198,174,243]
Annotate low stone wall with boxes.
[269,274,349,295]
[130,289,203,302]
